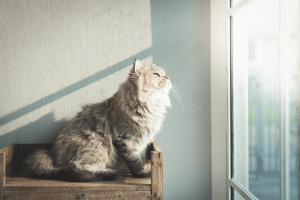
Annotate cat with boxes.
[24,59,171,182]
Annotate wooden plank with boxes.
[124,176,151,184]
[5,176,151,191]
[151,151,163,200]
[6,171,150,185]
[5,174,151,192]
[5,184,151,192]
[4,190,151,200]
[2,143,154,200]
[152,142,162,152]
[0,144,13,165]
[5,175,150,189]
[6,175,151,184]
[0,153,5,200]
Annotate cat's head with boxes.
[130,59,171,105]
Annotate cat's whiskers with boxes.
[171,82,182,91]
[170,87,185,114]
[171,86,182,95]
[171,86,181,98]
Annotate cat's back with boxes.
[59,97,114,134]
[51,97,117,165]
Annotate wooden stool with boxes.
[0,142,163,200]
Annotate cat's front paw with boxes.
[132,164,151,178]
[133,170,151,178]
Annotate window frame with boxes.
[210,0,230,199]
[210,0,300,199]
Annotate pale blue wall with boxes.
[151,1,211,199]
[0,0,210,199]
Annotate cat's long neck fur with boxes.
[117,77,170,133]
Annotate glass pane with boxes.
[232,0,280,199]
[234,189,245,200]
[287,0,298,199]
[231,0,242,7]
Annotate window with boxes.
[211,0,299,199]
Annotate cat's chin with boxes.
[164,97,171,108]
[148,88,171,107]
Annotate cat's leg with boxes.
[130,162,151,178]
[65,141,120,182]
[124,154,151,178]
[116,143,151,178]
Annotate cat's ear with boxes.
[133,59,143,74]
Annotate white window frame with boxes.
[210,0,300,199]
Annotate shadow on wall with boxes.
[0,0,157,144]
[0,48,152,127]
[0,0,154,147]
[0,49,152,148]
[0,112,67,149]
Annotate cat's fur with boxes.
[24,59,171,182]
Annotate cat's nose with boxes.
[165,76,169,79]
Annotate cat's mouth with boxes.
[157,79,172,96]
[168,79,172,90]
[159,78,171,89]
[164,79,172,91]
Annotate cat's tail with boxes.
[24,149,121,182]
[23,149,63,178]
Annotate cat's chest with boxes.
[122,124,154,148]
[127,132,155,154]
[130,103,165,130]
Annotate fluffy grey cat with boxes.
[24,59,171,182]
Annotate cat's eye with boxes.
[153,73,160,76]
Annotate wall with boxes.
[0,0,210,199]
[151,1,211,199]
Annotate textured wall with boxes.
[0,0,210,199]
[151,0,211,199]
[0,0,153,144]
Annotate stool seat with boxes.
[0,142,163,200]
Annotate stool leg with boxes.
[0,153,5,200]
[151,151,163,200]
